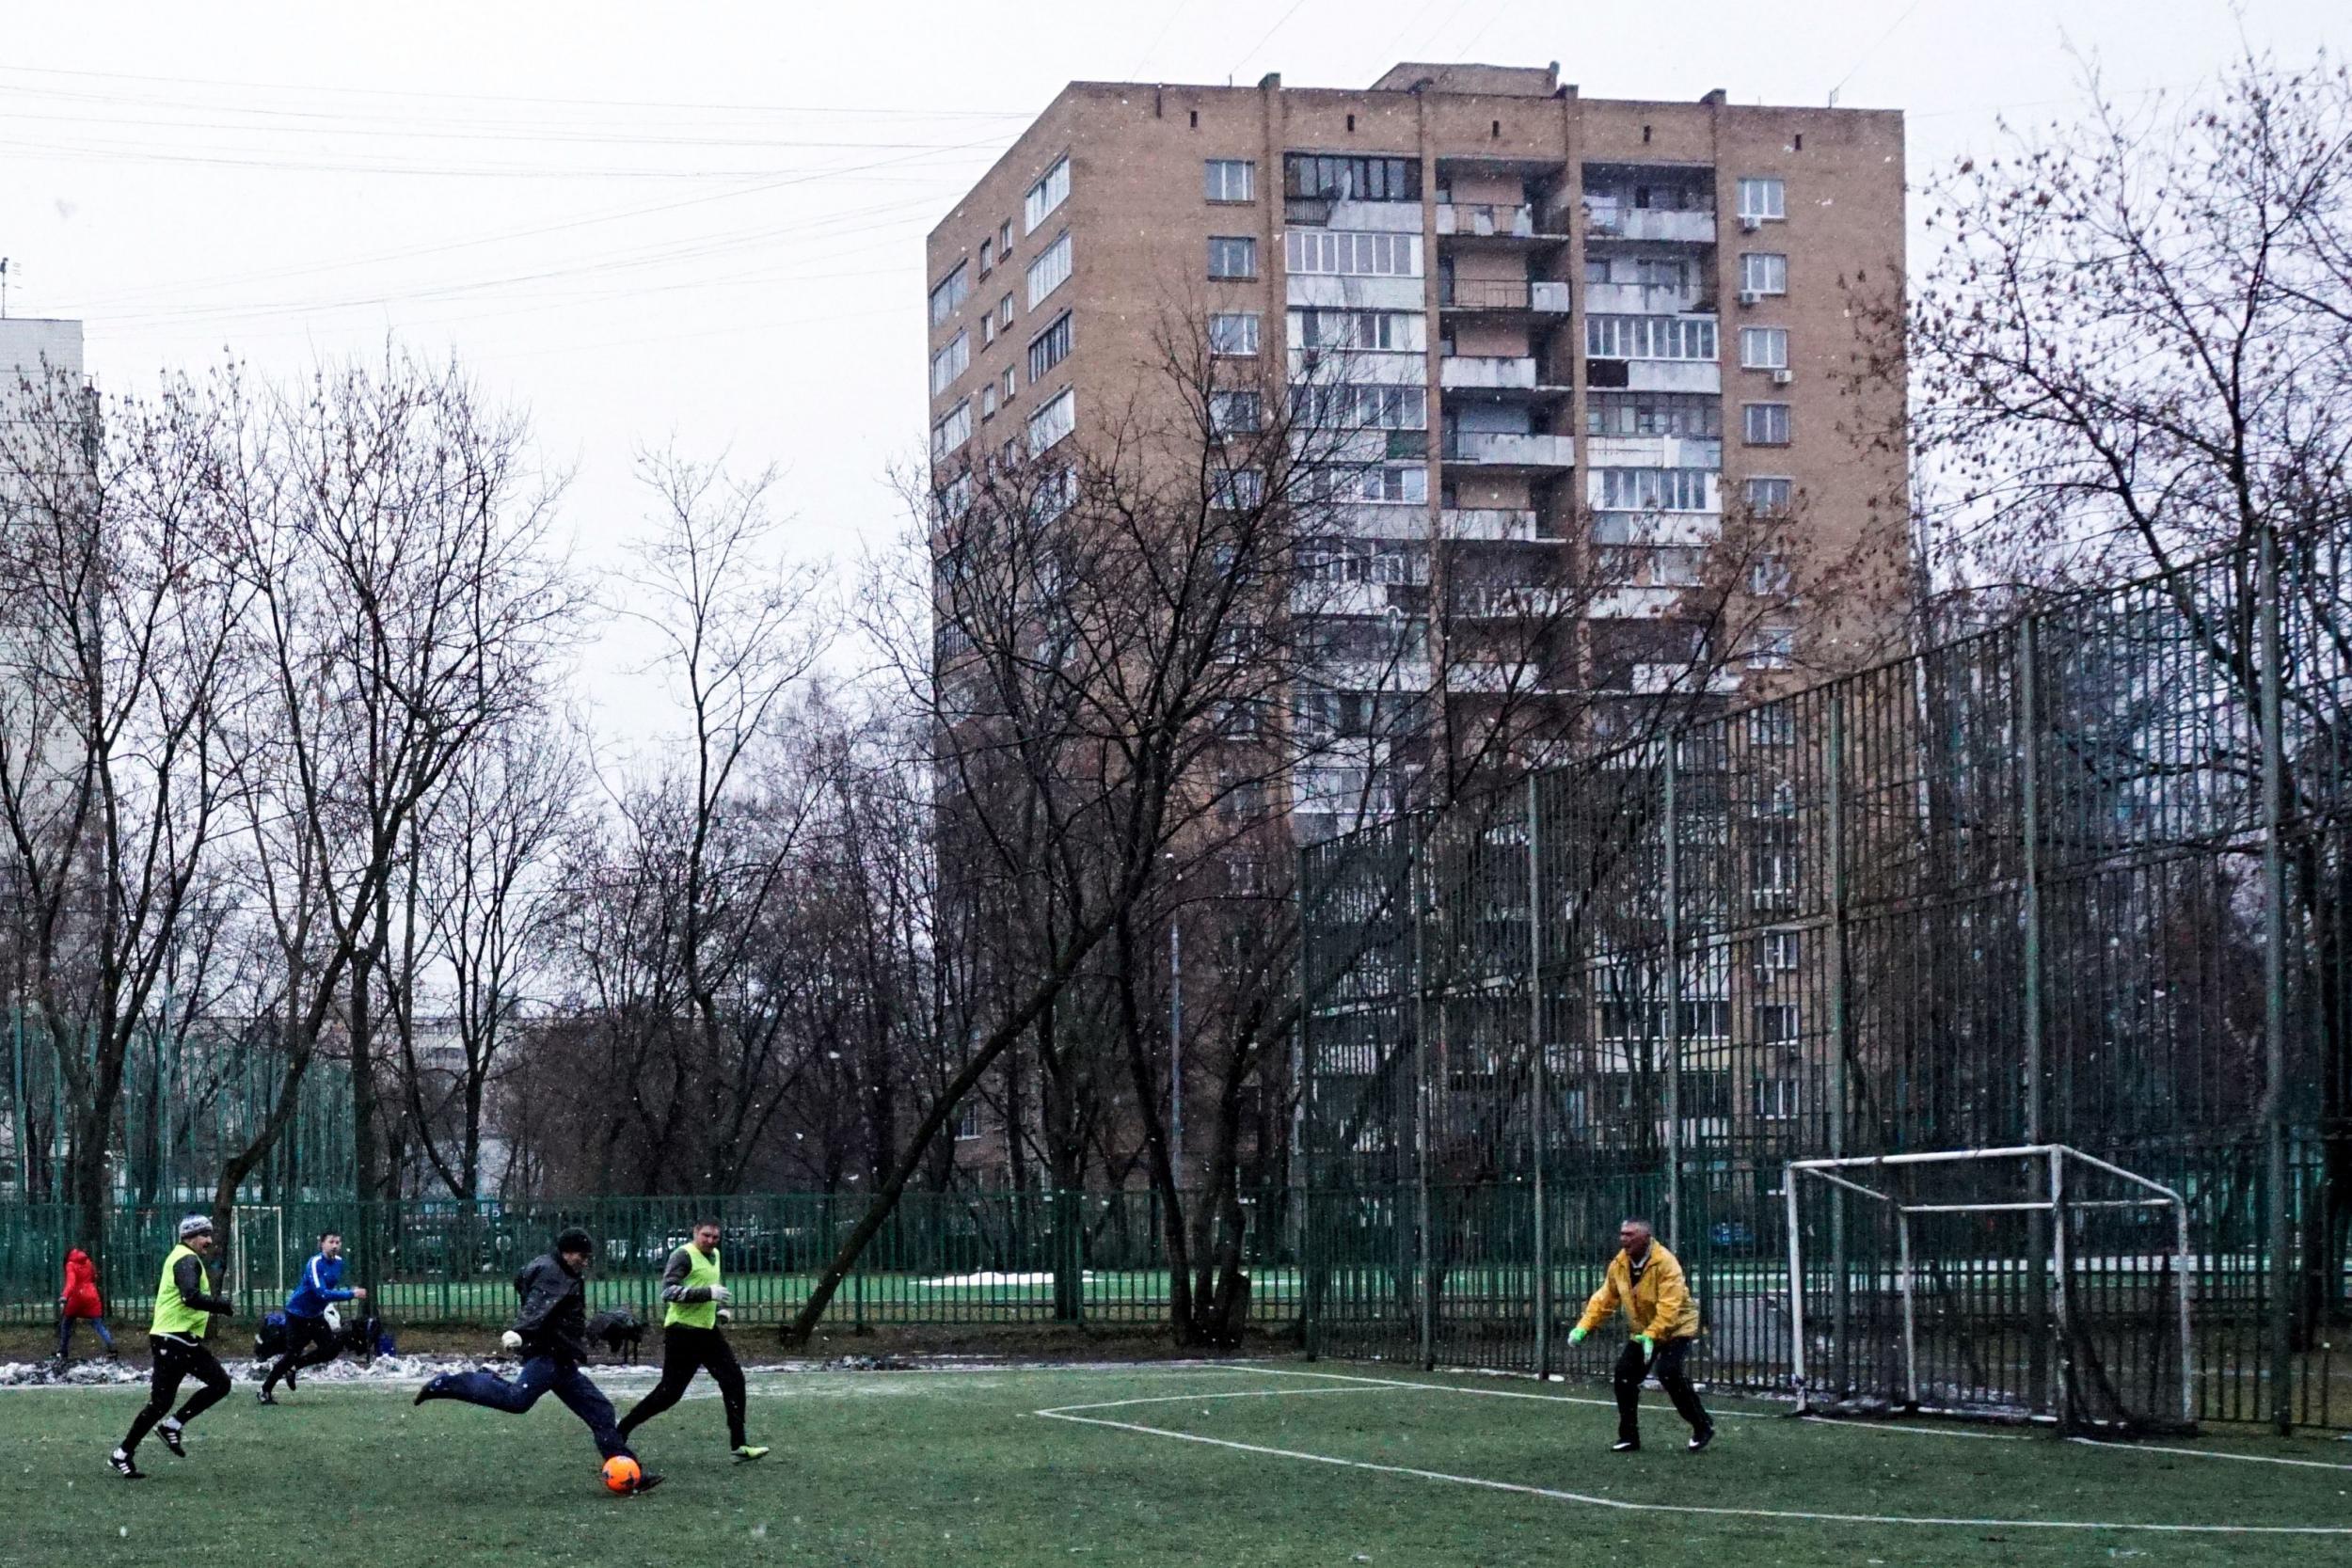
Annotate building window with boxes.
[1742,403,1791,446]
[980,315,996,347]
[1024,154,1070,233]
[931,399,971,459]
[928,261,968,327]
[1208,311,1261,356]
[1208,235,1259,278]
[1211,467,1265,509]
[1027,387,1074,454]
[930,330,969,398]
[1026,230,1072,309]
[1291,384,1427,432]
[1750,554,1793,596]
[978,238,993,278]
[1210,390,1262,435]
[999,293,1015,328]
[955,1100,981,1140]
[1754,1075,1802,1120]
[1282,153,1421,202]
[1748,624,1795,669]
[1739,327,1788,371]
[1584,314,1717,360]
[1595,467,1712,511]
[1309,463,1426,504]
[999,219,1015,257]
[1748,706,1796,748]
[1204,159,1255,202]
[1027,310,1073,384]
[1585,392,1721,439]
[980,383,998,421]
[1737,177,1786,221]
[1003,366,1018,400]
[1283,229,1421,277]
[1740,252,1788,295]
[1287,308,1426,351]
[1743,476,1793,515]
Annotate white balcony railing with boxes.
[1583,281,1704,315]
[1583,435,1723,470]
[1436,202,1563,239]
[1585,209,1716,245]
[1442,431,1577,467]
[1440,507,1541,541]
[1631,663,1742,694]
[1439,355,1539,391]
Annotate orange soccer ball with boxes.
[602,1455,643,1494]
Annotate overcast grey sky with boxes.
[2,1,2343,732]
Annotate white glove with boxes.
[709,1286,732,1306]
[500,1329,522,1351]
[715,1308,733,1325]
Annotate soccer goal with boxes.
[1784,1145,2193,1435]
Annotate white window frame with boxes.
[1208,235,1259,279]
[930,330,969,398]
[1210,389,1262,436]
[999,293,1015,328]
[1211,467,1265,510]
[1747,624,1796,669]
[980,383,998,421]
[1743,476,1794,516]
[1208,311,1262,356]
[1282,230,1422,277]
[1739,326,1788,371]
[1027,310,1073,385]
[1742,402,1791,446]
[1026,230,1072,309]
[1584,314,1719,361]
[1737,177,1787,222]
[1204,159,1255,203]
[1740,252,1788,295]
[931,399,971,460]
[1027,387,1074,454]
[1025,154,1070,233]
[928,261,969,327]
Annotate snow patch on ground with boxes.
[914,1271,1097,1288]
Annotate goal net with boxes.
[1784,1146,2193,1436]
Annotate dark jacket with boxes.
[511,1252,591,1362]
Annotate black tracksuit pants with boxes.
[121,1334,232,1454]
[618,1324,747,1448]
[1614,1334,1711,1443]
[262,1312,341,1393]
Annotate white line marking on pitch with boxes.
[2070,1437,2352,1472]
[1032,1396,2352,1536]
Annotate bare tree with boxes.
[208,348,577,1240]
[1891,51,2352,1328]
[0,362,252,1254]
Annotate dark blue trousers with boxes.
[436,1354,631,1460]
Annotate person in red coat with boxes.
[57,1247,119,1362]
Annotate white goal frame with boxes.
[1784,1144,2193,1429]
[231,1203,285,1310]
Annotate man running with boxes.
[1566,1217,1714,1453]
[413,1228,661,1494]
[110,1214,236,1480]
[258,1229,367,1403]
[616,1220,767,1462]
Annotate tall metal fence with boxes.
[1300,524,2352,1429]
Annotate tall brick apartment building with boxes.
[926,61,1907,846]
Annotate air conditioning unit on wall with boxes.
[1740,214,1762,232]
[1772,368,1795,385]
[1736,290,1762,307]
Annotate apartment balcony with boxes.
[1446,661,1574,695]
[1583,209,1717,245]
[1612,359,1723,395]
[1440,430,1577,470]
[1288,347,1427,387]
[1440,507,1543,542]
[1583,281,1705,315]
[1331,502,1437,541]
[1438,277,1573,317]
[1438,355,1572,401]
[1436,203,1568,243]
[1588,586,1690,619]
[1284,197,1422,232]
[1449,585,1574,619]
[1629,663,1742,695]
[1590,510,1723,547]
[1584,435,1723,470]
[1286,274,1428,312]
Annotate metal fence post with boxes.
[2259,520,2295,1435]
[1412,826,1435,1370]
[1825,689,1851,1383]
[1528,774,1550,1377]
[1662,738,1684,1255]
[1298,843,1319,1360]
[2019,615,2052,1411]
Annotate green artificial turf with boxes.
[5,1362,2348,1566]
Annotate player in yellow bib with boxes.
[616,1220,766,1461]
[110,1214,238,1480]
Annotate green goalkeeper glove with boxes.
[1633,1334,1656,1356]
[1566,1326,1588,1345]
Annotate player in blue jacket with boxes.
[257,1230,367,1403]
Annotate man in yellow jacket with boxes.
[1567,1218,1713,1452]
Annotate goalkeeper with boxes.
[1567,1218,1713,1452]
